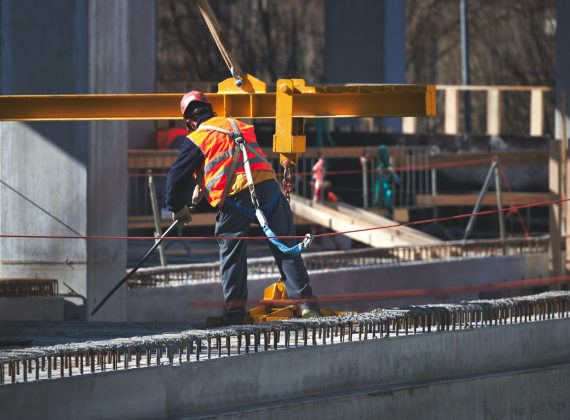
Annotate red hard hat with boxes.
[180,90,209,116]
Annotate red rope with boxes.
[188,275,570,309]
[0,197,566,242]
[498,163,530,239]
[294,157,492,177]
[128,157,493,178]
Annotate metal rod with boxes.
[361,156,369,208]
[90,219,179,316]
[494,162,506,240]
[196,0,243,85]
[147,170,167,267]
[463,159,498,241]
[460,0,472,133]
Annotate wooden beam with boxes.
[402,117,417,134]
[127,149,549,170]
[530,89,545,136]
[444,88,460,135]
[288,194,439,247]
[416,192,549,207]
[426,150,548,167]
[487,89,502,136]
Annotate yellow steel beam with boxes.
[0,84,436,121]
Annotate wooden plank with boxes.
[436,85,551,92]
[487,89,502,136]
[444,88,460,135]
[402,117,416,134]
[128,148,548,170]
[426,150,548,167]
[416,192,549,207]
[288,194,440,247]
[530,89,545,136]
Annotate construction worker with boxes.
[165,91,320,325]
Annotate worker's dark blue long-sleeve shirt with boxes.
[165,113,217,212]
[165,140,204,212]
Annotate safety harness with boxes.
[196,119,312,255]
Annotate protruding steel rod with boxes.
[494,162,506,240]
[90,219,179,316]
[147,170,167,267]
[463,159,498,241]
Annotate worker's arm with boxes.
[165,140,205,212]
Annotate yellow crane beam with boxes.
[0,75,436,165]
[0,85,435,121]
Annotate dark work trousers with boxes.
[215,180,318,322]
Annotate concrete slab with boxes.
[1,317,569,419]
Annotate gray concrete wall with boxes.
[127,253,548,322]
[0,297,64,321]
[1,318,569,419]
[0,0,156,321]
[217,364,570,420]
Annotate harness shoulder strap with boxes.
[196,125,233,137]
[197,119,243,207]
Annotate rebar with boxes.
[2,290,568,386]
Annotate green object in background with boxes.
[374,145,400,219]
[316,118,336,148]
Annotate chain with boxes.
[282,164,294,203]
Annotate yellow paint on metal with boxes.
[0,79,436,168]
[273,79,306,163]
[217,74,267,93]
[0,83,436,121]
[246,280,345,324]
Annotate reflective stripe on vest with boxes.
[188,117,273,207]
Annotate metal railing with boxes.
[0,279,58,297]
[128,237,549,287]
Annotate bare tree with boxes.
[157,0,325,91]
[407,0,556,136]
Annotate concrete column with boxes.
[556,0,570,141]
[0,0,156,321]
[554,1,570,279]
[325,0,406,132]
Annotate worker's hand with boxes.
[191,185,204,206]
[172,205,192,226]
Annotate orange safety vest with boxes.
[188,116,274,207]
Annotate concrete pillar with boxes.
[556,0,570,141]
[325,0,406,132]
[553,1,570,279]
[0,0,156,321]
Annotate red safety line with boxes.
[187,275,570,309]
[128,157,493,178]
[498,163,530,239]
[294,157,493,177]
[315,196,567,239]
[0,197,567,242]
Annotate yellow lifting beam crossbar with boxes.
[0,76,436,165]
[0,83,436,121]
